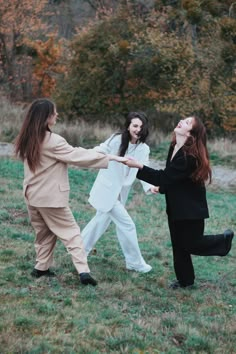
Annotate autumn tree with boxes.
[55,0,236,134]
[0,0,48,100]
[23,36,67,97]
[55,4,193,127]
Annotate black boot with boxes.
[169,280,194,289]
[31,268,56,278]
[80,273,97,286]
[223,229,234,256]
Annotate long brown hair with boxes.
[173,116,212,183]
[15,98,55,172]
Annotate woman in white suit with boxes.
[82,112,158,272]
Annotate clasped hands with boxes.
[110,155,142,167]
[123,156,143,169]
[112,155,141,167]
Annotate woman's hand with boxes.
[107,154,128,163]
[125,157,144,169]
[150,186,159,194]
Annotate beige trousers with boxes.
[27,205,89,274]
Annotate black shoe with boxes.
[169,280,194,289]
[80,273,97,286]
[224,229,234,256]
[31,268,56,278]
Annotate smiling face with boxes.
[128,117,143,144]
[174,117,194,138]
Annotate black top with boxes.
[137,145,209,220]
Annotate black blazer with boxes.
[137,145,209,220]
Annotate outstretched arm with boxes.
[126,154,159,194]
[52,135,127,168]
[126,153,197,187]
[107,154,128,163]
[125,158,144,169]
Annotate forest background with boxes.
[0,0,236,139]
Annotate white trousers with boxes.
[81,200,148,268]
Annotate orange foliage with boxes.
[24,37,66,97]
[0,0,47,37]
[145,90,159,100]
[0,0,48,99]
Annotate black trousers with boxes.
[168,218,226,286]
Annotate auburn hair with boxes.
[15,98,55,172]
[172,116,212,184]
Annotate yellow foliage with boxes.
[118,40,130,50]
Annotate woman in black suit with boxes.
[125,116,234,289]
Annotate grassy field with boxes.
[0,157,236,354]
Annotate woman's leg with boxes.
[110,200,152,272]
[37,206,90,274]
[168,218,233,286]
[182,221,232,256]
[81,211,111,255]
[28,205,57,271]
[168,218,195,286]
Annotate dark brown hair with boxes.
[15,98,55,172]
[117,112,149,156]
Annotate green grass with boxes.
[0,158,235,353]
[209,151,236,169]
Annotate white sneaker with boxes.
[126,264,152,273]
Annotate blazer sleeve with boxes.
[138,145,154,193]
[52,135,109,169]
[93,134,119,154]
[137,153,196,187]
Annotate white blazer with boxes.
[88,134,153,212]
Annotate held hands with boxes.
[117,156,129,163]
[108,155,144,167]
[108,154,129,163]
[124,157,144,169]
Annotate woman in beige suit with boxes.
[15,98,127,286]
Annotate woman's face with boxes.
[47,107,58,127]
[174,117,194,138]
[128,118,143,144]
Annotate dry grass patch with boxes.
[208,137,236,157]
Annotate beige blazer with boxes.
[23,131,109,207]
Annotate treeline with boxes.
[0,0,236,135]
